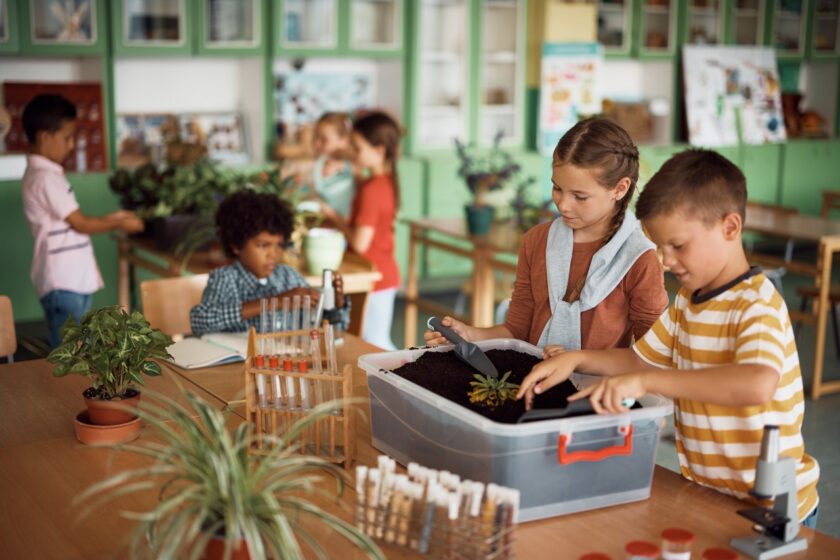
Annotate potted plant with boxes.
[455,131,532,236]
[76,391,384,560]
[47,305,173,443]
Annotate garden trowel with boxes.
[427,316,499,379]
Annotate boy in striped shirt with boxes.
[517,149,819,526]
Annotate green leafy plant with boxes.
[48,305,173,400]
[468,370,520,408]
[75,391,384,560]
[455,132,534,208]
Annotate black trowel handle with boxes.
[427,316,468,347]
[517,400,596,423]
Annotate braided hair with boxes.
[552,118,640,245]
[352,111,402,209]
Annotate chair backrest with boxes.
[0,295,17,362]
[140,274,209,338]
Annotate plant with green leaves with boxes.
[468,370,520,408]
[75,390,384,560]
[48,305,173,400]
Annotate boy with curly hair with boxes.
[190,190,348,335]
[518,149,819,526]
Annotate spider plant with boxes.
[468,371,520,408]
[75,390,383,560]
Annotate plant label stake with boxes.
[427,317,499,379]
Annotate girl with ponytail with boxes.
[426,118,668,354]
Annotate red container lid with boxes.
[625,541,660,558]
[701,548,738,560]
[661,528,695,544]
[579,553,612,560]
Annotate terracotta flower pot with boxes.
[204,535,250,560]
[74,411,141,446]
[84,390,141,426]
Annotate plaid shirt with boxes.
[190,261,349,336]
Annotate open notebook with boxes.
[165,332,250,370]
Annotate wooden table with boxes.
[3,337,840,559]
[117,235,382,310]
[743,205,840,399]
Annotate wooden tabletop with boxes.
[744,205,840,242]
[403,217,524,254]
[2,337,840,559]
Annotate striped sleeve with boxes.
[734,301,786,375]
[633,303,677,368]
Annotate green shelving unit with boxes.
[637,0,680,59]
[111,0,193,56]
[19,0,108,55]
[808,0,840,59]
[195,0,265,57]
[0,0,20,53]
[768,0,810,60]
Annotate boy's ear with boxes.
[613,177,632,201]
[721,212,743,240]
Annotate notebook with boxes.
[165,332,250,370]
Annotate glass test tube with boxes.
[281,297,291,368]
[325,323,339,411]
[299,295,312,409]
[270,297,283,408]
[287,294,301,408]
[256,298,268,407]
[269,297,279,369]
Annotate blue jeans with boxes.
[802,506,819,530]
[41,290,92,347]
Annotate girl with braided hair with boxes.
[426,118,668,355]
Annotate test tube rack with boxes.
[244,326,355,467]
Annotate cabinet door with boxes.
[113,0,192,55]
[598,0,634,56]
[810,0,840,58]
[771,0,808,58]
[478,0,526,146]
[727,0,766,44]
[0,0,20,53]
[196,0,262,55]
[685,0,724,44]
[21,0,106,54]
[277,0,338,54]
[413,0,470,150]
[349,0,402,55]
[638,0,678,57]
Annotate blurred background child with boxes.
[311,111,355,221]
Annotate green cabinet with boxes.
[637,0,679,58]
[195,0,264,56]
[725,0,767,45]
[111,0,193,56]
[407,0,527,153]
[808,0,840,58]
[20,0,107,55]
[682,0,726,45]
[0,0,20,53]
[769,0,809,59]
[780,139,840,214]
[274,0,402,57]
[598,0,635,57]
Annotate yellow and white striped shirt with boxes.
[634,269,819,520]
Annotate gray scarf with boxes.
[537,213,654,350]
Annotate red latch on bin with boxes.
[557,424,633,465]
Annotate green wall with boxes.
[0,173,120,322]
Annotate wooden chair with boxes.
[744,202,799,293]
[822,190,840,218]
[0,296,16,363]
[140,274,209,339]
[796,285,840,358]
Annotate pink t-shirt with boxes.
[22,155,103,297]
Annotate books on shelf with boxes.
[166,332,250,370]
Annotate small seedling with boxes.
[468,370,520,408]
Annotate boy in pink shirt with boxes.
[21,94,144,346]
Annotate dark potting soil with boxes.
[83,387,140,400]
[391,349,579,424]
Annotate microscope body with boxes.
[731,426,808,559]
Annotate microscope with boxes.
[730,425,808,559]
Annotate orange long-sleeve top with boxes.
[503,221,669,349]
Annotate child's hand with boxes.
[278,287,321,306]
[424,316,472,346]
[116,210,144,233]
[542,345,565,359]
[516,354,578,410]
[568,373,647,415]
[333,272,346,308]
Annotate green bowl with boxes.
[303,228,346,275]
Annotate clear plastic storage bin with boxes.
[358,339,673,522]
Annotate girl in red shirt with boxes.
[340,111,402,350]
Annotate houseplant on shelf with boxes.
[47,305,173,444]
[76,391,384,560]
[455,131,533,235]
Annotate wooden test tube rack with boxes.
[244,326,355,467]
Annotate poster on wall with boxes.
[538,43,603,156]
[274,70,373,129]
[682,46,786,147]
